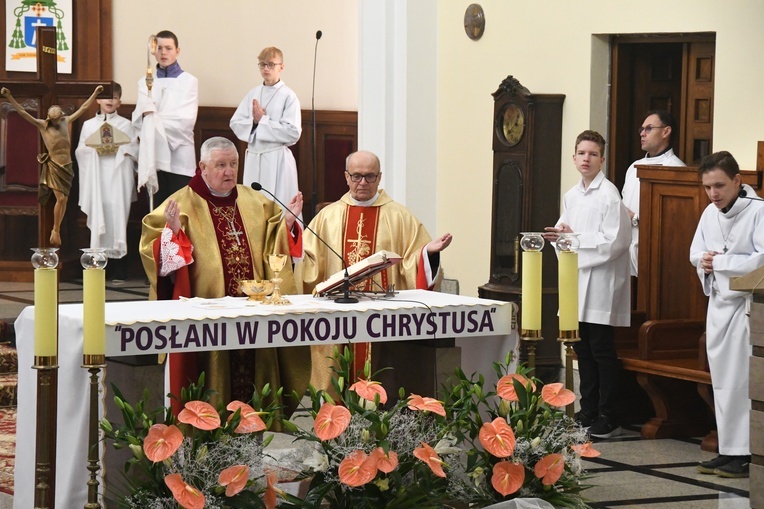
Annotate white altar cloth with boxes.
[14,290,517,508]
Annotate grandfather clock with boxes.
[478,76,565,378]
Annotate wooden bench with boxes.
[618,318,717,451]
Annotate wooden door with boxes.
[609,34,716,190]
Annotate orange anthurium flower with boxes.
[491,461,525,496]
[370,447,399,473]
[338,449,378,487]
[178,400,221,431]
[479,417,517,458]
[571,442,601,458]
[497,374,536,402]
[407,394,446,417]
[264,470,282,509]
[413,442,447,478]
[226,401,267,434]
[314,403,352,441]
[143,423,183,463]
[219,464,249,497]
[165,473,205,509]
[349,379,388,405]
[534,453,565,485]
[541,383,576,407]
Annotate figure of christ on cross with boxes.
[1,84,103,246]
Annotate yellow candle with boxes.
[83,268,106,356]
[558,251,579,331]
[521,250,542,331]
[34,268,58,357]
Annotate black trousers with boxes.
[574,322,621,418]
[154,171,192,207]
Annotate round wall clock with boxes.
[464,4,485,41]
[501,103,525,146]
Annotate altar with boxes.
[14,290,517,508]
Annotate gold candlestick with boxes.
[555,233,581,418]
[31,247,60,509]
[519,233,545,374]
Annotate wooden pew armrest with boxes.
[638,319,706,360]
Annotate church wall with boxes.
[111,1,359,110]
[436,0,764,296]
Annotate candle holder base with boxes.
[33,356,58,369]
[520,330,543,373]
[558,332,581,418]
[82,354,107,368]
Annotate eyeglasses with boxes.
[257,62,282,69]
[638,124,667,135]
[346,171,379,183]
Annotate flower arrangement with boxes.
[100,373,284,509]
[277,346,460,509]
[441,353,599,508]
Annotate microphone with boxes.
[251,182,358,304]
[310,30,322,218]
[739,187,764,202]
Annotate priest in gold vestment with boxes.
[299,150,452,391]
[140,137,308,415]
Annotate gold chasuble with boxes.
[140,174,310,417]
[300,190,438,391]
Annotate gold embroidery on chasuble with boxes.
[344,205,388,292]
[210,204,254,296]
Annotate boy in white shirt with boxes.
[543,130,631,438]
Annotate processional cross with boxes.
[1,26,112,248]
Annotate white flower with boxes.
[434,435,461,456]
[531,436,542,448]
[303,450,329,472]
[360,397,377,411]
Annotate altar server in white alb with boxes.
[690,151,764,479]
[133,30,199,208]
[230,46,301,209]
[75,82,138,281]
[621,110,685,275]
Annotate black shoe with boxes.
[589,414,621,439]
[697,454,735,474]
[575,411,596,428]
[714,456,750,478]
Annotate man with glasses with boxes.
[230,46,302,210]
[299,150,453,393]
[621,110,685,275]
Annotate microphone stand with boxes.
[251,182,358,304]
[311,30,322,219]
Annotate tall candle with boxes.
[34,268,58,357]
[83,268,106,356]
[558,251,579,331]
[521,250,542,331]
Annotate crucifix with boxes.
[1,26,113,248]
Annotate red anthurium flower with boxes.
[479,417,517,458]
[178,400,221,431]
[541,383,576,407]
[219,464,249,497]
[413,442,447,478]
[349,379,388,405]
[165,473,205,509]
[143,423,183,462]
[370,447,399,473]
[264,470,282,509]
[407,394,446,416]
[338,449,378,487]
[226,401,267,433]
[314,403,352,441]
[534,453,565,485]
[497,373,536,402]
[571,442,601,458]
[491,461,525,496]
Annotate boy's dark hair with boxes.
[112,82,122,99]
[574,130,606,155]
[697,150,740,179]
[156,30,179,48]
[644,109,677,143]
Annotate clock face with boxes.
[501,103,525,147]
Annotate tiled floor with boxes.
[0,279,752,508]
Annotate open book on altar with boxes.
[315,250,402,296]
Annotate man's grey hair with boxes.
[200,137,236,163]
